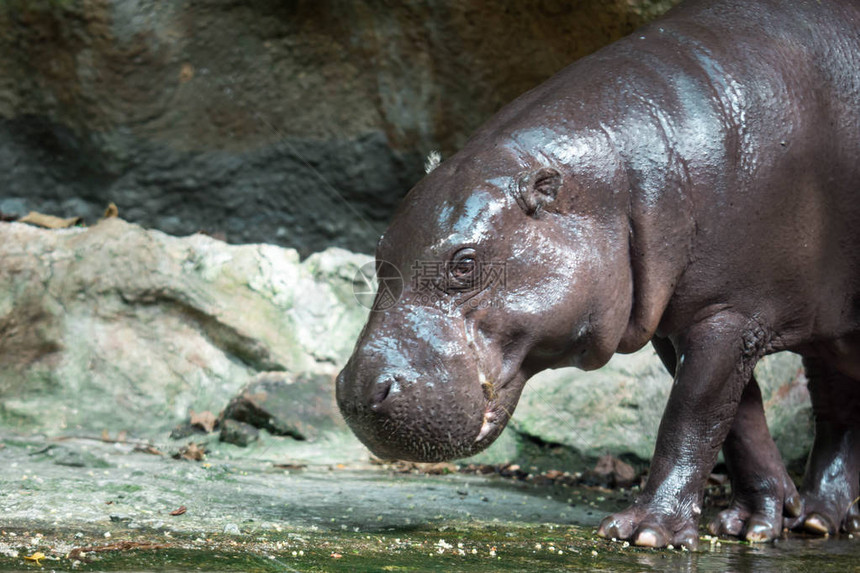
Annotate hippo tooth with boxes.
[476,411,496,442]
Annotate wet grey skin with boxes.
[337,0,860,550]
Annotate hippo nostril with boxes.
[370,374,402,409]
[372,383,391,406]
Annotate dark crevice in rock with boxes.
[221,371,342,443]
[513,430,650,476]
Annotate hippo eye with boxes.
[451,257,475,278]
[447,248,477,289]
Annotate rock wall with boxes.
[0,0,680,256]
[0,218,368,435]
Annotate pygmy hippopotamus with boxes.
[336,0,860,549]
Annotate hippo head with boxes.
[336,128,634,462]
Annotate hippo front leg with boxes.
[598,313,765,549]
[651,337,802,542]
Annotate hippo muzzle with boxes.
[336,303,509,462]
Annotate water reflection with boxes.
[629,536,857,573]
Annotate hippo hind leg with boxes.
[711,374,803,541]
[651,337,801,543]
[786,356,860,535]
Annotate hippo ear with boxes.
[515,167,563,216]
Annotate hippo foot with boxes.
[597,502,700,549]
[785,415,860,535]
[786,489,860,535]
[708,469,802,542]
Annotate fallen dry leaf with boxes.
[589,454,637,488]
[370,457,459,475]
[174,442,206,461]
[103,202,119,219]
[189,410,218,433]
[19,211,82,229]
[68,541,170,562]
[169,506,187,516]
[179,63,194,83]
[23,551,46,565]
[133,445,165,456]
[99,429,129,443]
[420,462,458,475]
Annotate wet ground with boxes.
[0,432,857,572]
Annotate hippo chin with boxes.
[337,0,860,549]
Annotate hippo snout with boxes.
[335,306,493,462]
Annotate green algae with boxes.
[1,523,858,573]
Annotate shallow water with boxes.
[0,434,857,572]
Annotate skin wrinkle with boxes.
[598,119,663,348]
